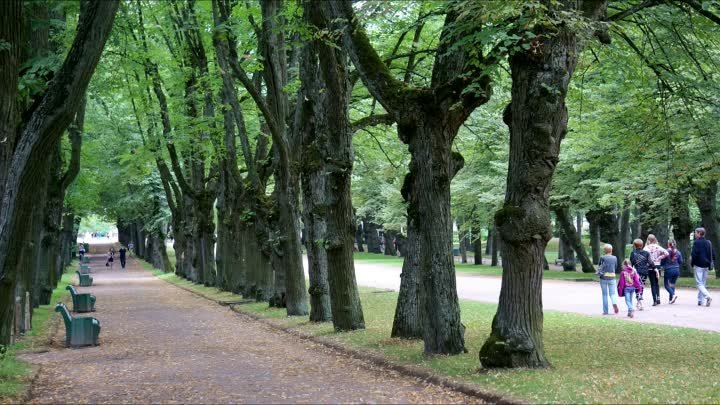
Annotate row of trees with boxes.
[1,0,718,371]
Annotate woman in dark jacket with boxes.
[630,239,654,310]
[661,240,683,304]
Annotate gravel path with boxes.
[21,255,483,404]
[350,260,720,332]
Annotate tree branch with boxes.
[350,114,394,134]
[608,0,660,21]
[324,0,406,114]
[672,0,720,26]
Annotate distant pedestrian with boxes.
[690,227,714,307]
[597,244,619,315]
[119,246,127,269]
[78,244,85,262]
[106,248,115,270]
[617,259,643,318]
[661,240,683,304]
[644,234,667,306]
[128,241,135,257]
[629,239,654,310]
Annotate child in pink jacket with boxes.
[617,259,643,318]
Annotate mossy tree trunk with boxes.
[0,0,118,344]
[328,0,491,354]
[479,0,608,368]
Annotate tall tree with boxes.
[479,0,609,368]
[0,0,119,344]
[327,0,492,354]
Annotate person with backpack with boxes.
[597,244,619,315]
[644,234,668,306]
[618,259,643,318]
[630,239,655,310]
[661,240,683,304]
[691,227,714,307]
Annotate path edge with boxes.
[156,274,526,405]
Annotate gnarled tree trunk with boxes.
[480,0,608,368]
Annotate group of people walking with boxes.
[106,246,129,269]
[597,228,715,318]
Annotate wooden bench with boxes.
[75,271,93,287]
[55,303,100,347]
[66,285,96,313]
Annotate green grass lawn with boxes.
[355,252,720,289]
[0,262,74,400]
[151,267,720,404]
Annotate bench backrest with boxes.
[54,303,73,330]
[66,285,78,297]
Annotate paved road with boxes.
[351,260,720,333]
[22,255,481,404]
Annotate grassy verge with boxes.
[150,263,720,404]
[355,252,720,289]
[0,262,75,400]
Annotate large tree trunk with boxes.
[391,209,421,339]
[301,138,332,322]
[485,226,492,255]
[302,7,365,329]
[459,226,468,264]
[0,0,118,344]
[554,207,594,273]
[479,0,608,368]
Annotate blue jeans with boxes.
[624,287,635,311]
[600,278,618,314]
[695,267,712,302]
[664,268,679,300]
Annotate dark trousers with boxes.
[648,270,661,303]
[664,268,679,300]
[120,257,126,269]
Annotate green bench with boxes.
[81,256,90,264]
[75,271,93,287]
[79,264,91,274]
[55,303,100,347]
[66,285,96,313]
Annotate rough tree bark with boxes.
[328,0,492,354]
[302,1,366,330]
[594,207,623,272]
[479,0,609,368]
[0,0,118,344]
